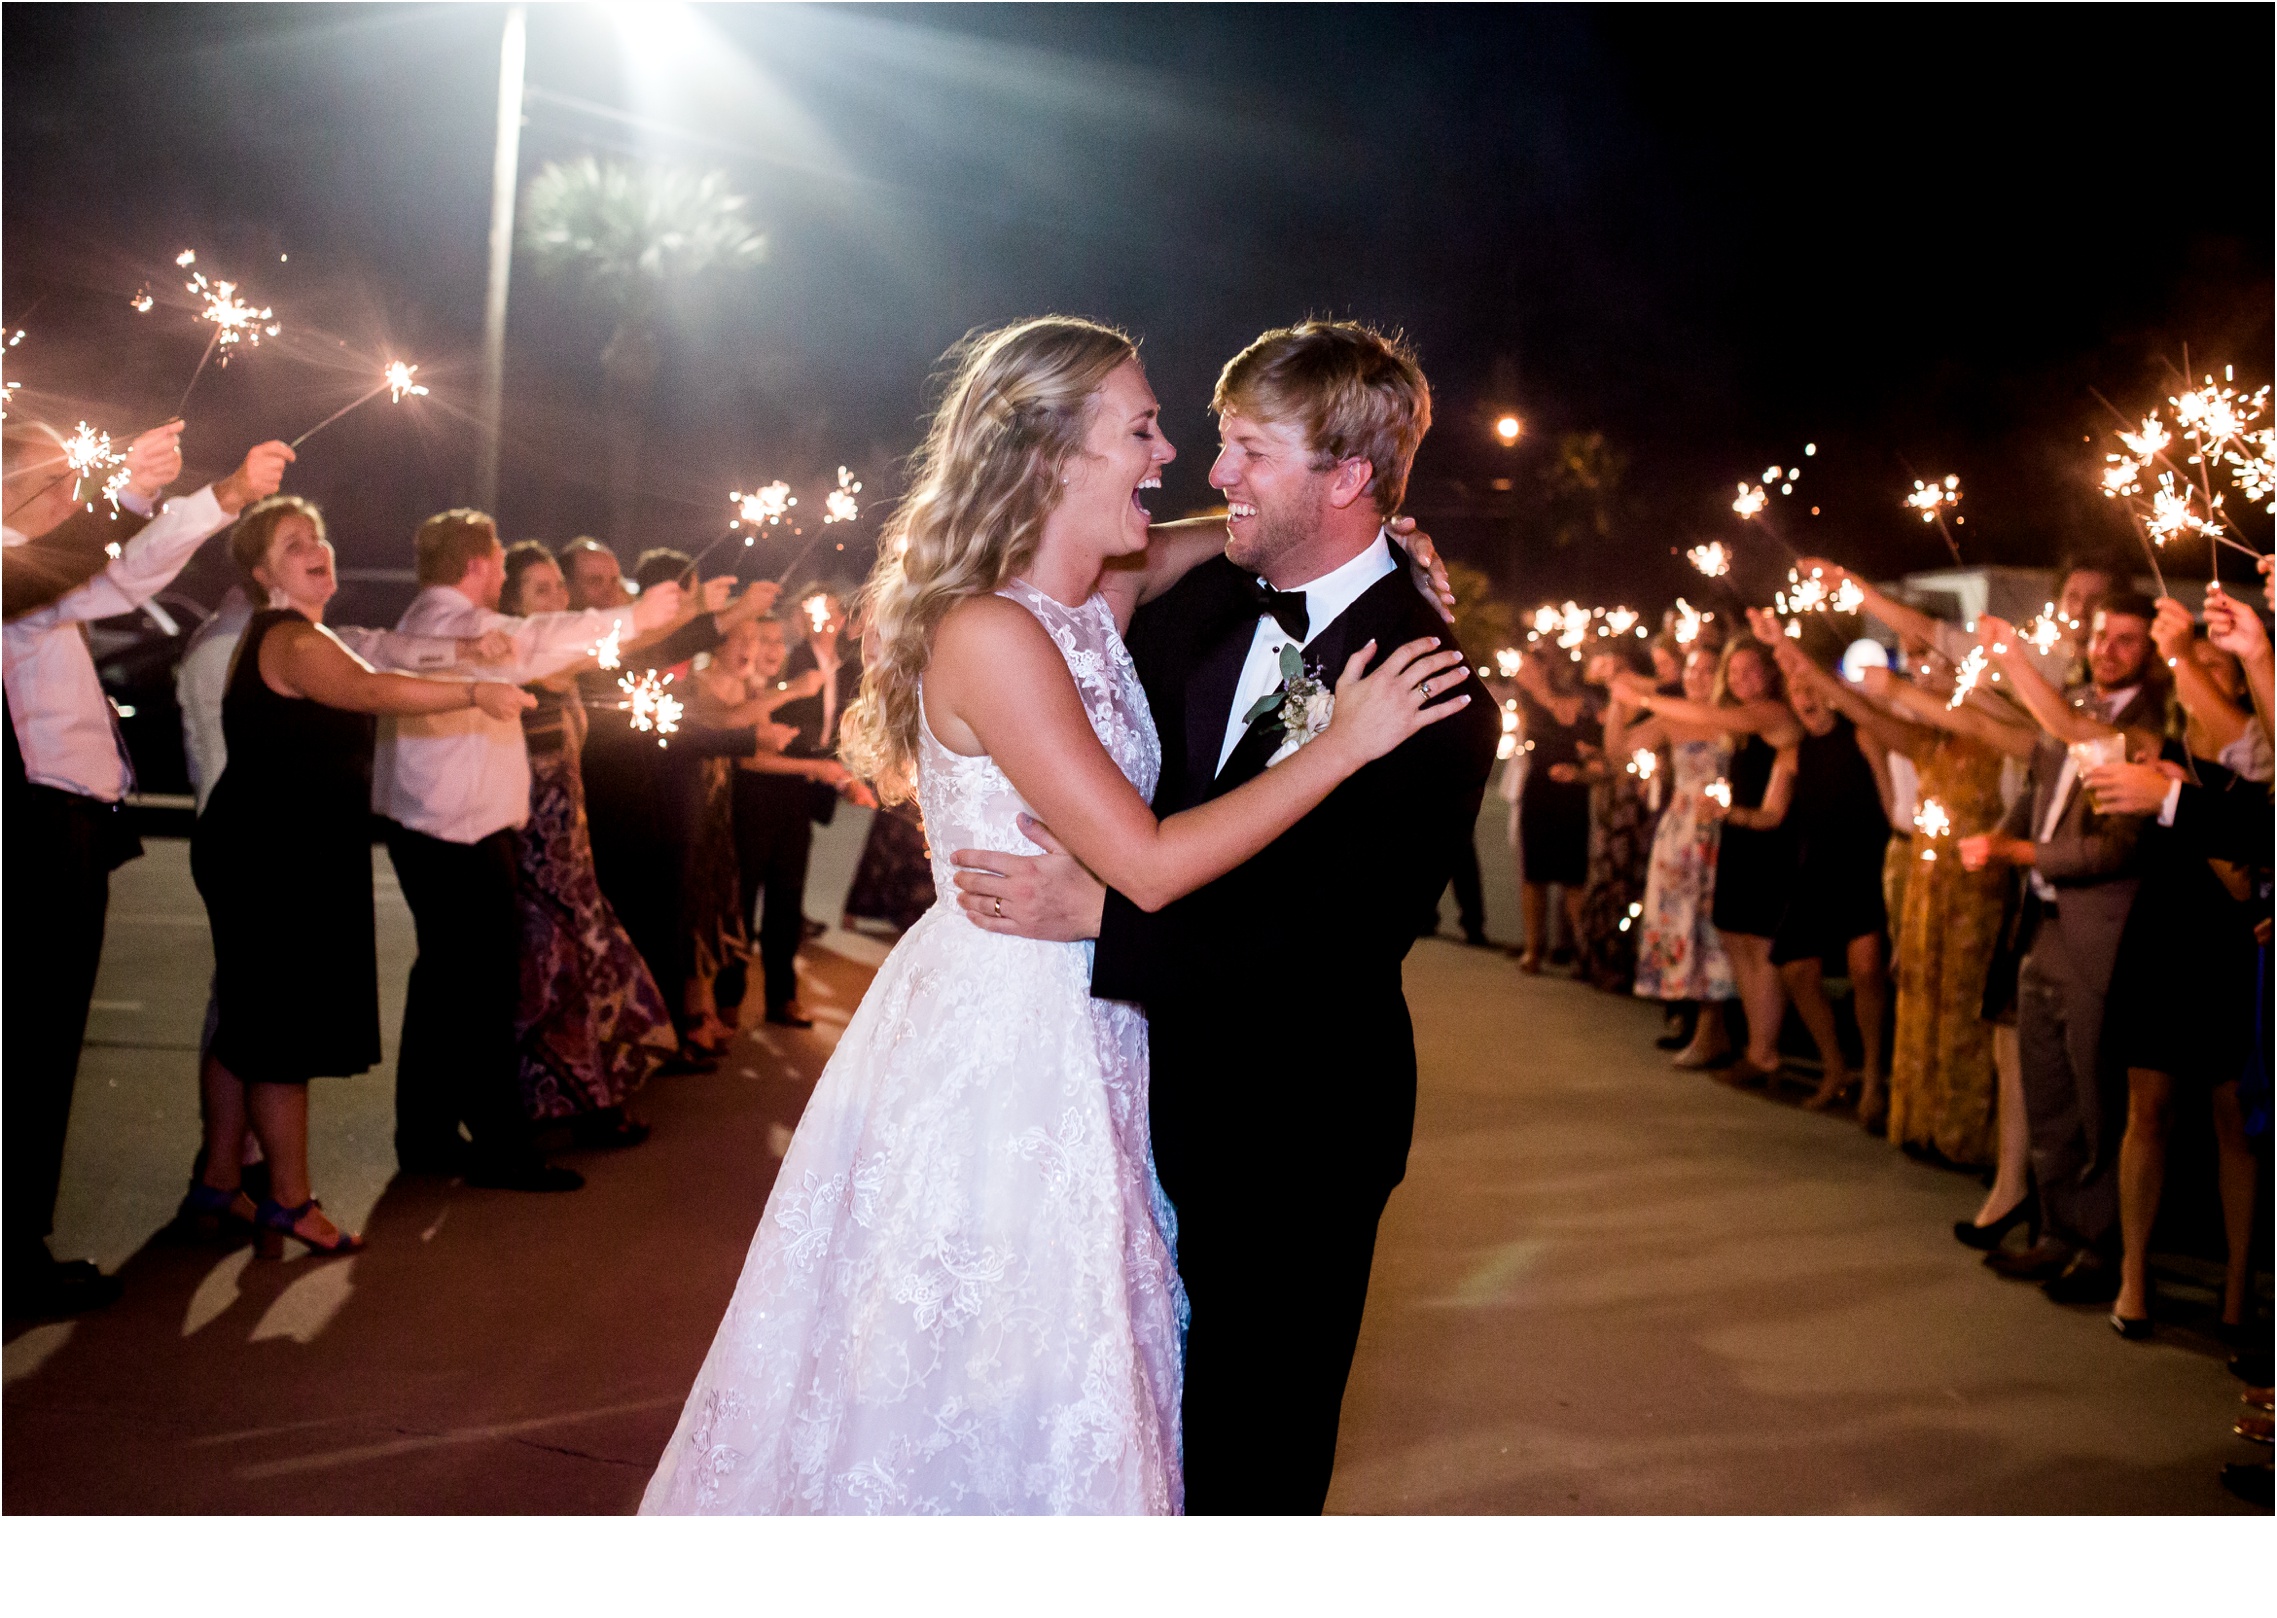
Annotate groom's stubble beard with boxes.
[1224,480,1325,580]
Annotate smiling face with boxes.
[751,618,790,682]
[1681,647,1718,702]
[565,545,629,611]
[1210,407,1358,583]
[1061,358,1175,560]
[507,556,568,616]
[251,513,338,613]
[1724,644,1774,704]
[2088,608,2152,691]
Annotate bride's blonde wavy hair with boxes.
[839,315,1138,803]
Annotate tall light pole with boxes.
[476,3,527,514]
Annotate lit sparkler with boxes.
[1732,484,1768,520]
[1627,748,1657,781]
[1673,597,1707,646]
[1704,778,1732,810]
[1688,540,1732,577]
[1,326,25,418]
[2020,606,2068,655]
[288,358,431,450]
[821,465,862,525]
[61,421,128,510]
[172,251,280,415]
[1913,796,1952,861]
[592,623,623,671]
[731,481,795,528]
[1496,698,1519,761]
[1604,606,1640,636]
[802,593,833,635]
[130,288,154,313]
[1904,475,1961,523]
[1493,647,1523,678]
[618,668,683,747]
[2228,428,2277,514]
[1947,644,1990,709]
[2117,413,2170,460]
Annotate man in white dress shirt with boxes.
[371,509,681,1190]
[3,423,290,1318]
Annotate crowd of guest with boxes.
[3,417,922,1314]
[1490,550,2272,1493]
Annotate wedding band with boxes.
[993,897,1004,918]
[1420,678,1433,696]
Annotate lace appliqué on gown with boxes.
[641,580,1185,1515]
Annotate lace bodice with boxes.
[915,580,1160,893]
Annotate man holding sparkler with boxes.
[3,424,291,1319]
[372,511,684,1191]
[1957,595,2165,1305]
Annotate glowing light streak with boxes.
[1948,644,1989,709]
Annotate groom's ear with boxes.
[1324,456,1376,511]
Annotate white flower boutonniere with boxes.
[1240,644,1334,768]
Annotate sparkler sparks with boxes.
[1904,475,1961,523]
[1604,606,1640,636]
[1913,796,1952,860]
[384,361,428,403]
[2145,470,2223,544]
[802,594,833,635]
[1774,567,1866,619]
[592,624,623,671]
[1687,541,1732,577]
[1493,648,1523,678]
[618,668,682,746]
[61,421,128,510]
[1731,484,1768,520]
[2117,413,2170,460]
[130,288,154,313]
[821,466,863,524]
[175,250,197,268]
[2021,607,2068,654]
[1672,598,1708,646]
[2228,429,2277,514]
[1627,748,1657,781]
[1704,778,1732,810]
[1948,644,1990,709]
[185,267,278,360]
[731,481,795,528]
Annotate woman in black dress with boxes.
[1617,634,1799,1083]
[1511,650,1597,972]
[187,497,534,1255]
[2087,609,2269,1340]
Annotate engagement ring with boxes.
[993,897,1004,918]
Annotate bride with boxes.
[640,316,1470,1515]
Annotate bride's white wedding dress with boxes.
[641,580,1186,1515]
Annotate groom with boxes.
[953,321,1497,1512]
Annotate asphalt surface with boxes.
[4,804,2266,1513]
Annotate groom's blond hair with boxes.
[1212,321,1431,517]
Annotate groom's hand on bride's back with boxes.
[950,813,1106,942]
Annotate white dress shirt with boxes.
[1216,532,1397,775]
[2028,682,2140,901]
[369,585,638,844]
[3,484,230,801]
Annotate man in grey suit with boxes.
[1961,592,2166,1304]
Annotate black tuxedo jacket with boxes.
[1092,553,1497,1194]
[776,642,863,824]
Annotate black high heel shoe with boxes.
[1953,1196,2037,1252]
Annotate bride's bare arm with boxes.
[1099,516,1457,633]
[927,596,1469,913]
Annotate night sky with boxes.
[6,3,2271,622]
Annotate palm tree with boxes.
[521,156,768,541]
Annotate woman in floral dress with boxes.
[501,544,676,1146]
[1574,646,1664,992]
[1610,644,1736,1060]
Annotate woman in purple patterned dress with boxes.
[502,543,675,1146]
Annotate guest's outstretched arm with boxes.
[260,619,534,721]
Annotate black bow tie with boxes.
[1247,578,1309,642]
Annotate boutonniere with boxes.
[1241,644,1334,767]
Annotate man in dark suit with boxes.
[951,322,1497,1512]
[1962,593,2165,1304]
